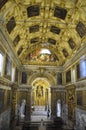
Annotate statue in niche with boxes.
[35,86,45,106]
[36,86,43,97]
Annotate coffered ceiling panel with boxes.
[0,0,86,66]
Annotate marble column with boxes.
[25,87,32,121]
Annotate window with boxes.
[11,67,15,82]
[0,52,4,76]
[80,59,86,78]
[77,59,86,80]
[72,68,75,82]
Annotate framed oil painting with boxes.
[22,72,27,84]
[7,90,11,107]
[57,72,62,85]
[77,91,83,106]
[15,67,18,82]
[0,89,4,113]
[66,70,71,83]
[5,56,12,78]
[76,63,80,80]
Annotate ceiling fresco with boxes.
[0,0,86,66]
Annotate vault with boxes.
[0,0,86,67]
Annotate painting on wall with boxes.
[5,56,12,77]
[7,90,11,107]
[76,63,80,79]
[22,72,27,84]
[15,67,18,82]
[77,91,83,106]
[26,49,58,62]
[66,70,71,83]
[76,21,86,38]
[57,73,62,85]
[6,17,16,34]
[0,89,4,112]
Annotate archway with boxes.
[27,72,56,121]
[31,77,50,110]
[31,77,51,121]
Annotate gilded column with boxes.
[25,87,32,121]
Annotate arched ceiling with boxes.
[0,0,86,66]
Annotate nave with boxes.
[0,1,86,130]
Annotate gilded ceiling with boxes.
[0,0,86,66]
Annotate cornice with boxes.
[19,85,32,91]
[65,79,86,90]
[10,82,19,88]
[0,77,11,86]
[63,43,86,69]
[21,65,64,72]
[50,85,66,91]
[74,79,86,90]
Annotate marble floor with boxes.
[12,106,75,130]
[31,106,51,122]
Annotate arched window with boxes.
[0,52,4,76]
